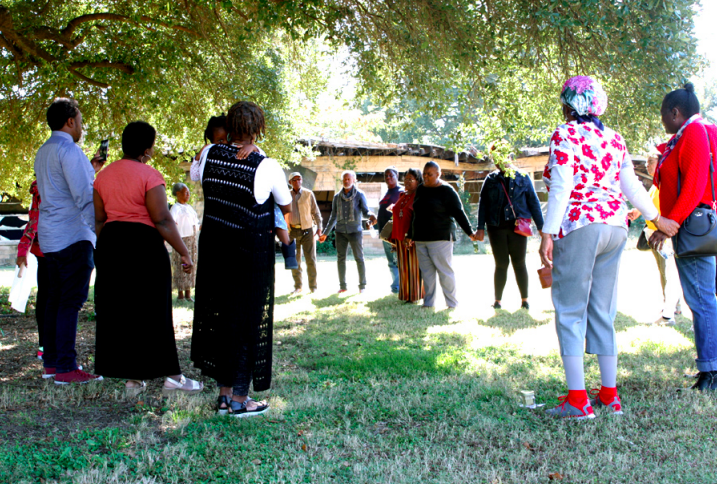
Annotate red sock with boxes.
[567,389,588,408]
[599,386,618,405]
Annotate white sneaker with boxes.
[654,316,676,326]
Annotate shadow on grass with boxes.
[614,312,643,332]
[276,295,465,379]
[274,294,292,305]
[480,309,551,336]
[313,293,345,308]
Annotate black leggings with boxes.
[487,226,529,300]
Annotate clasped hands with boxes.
[628,209,679,250]
[469,229,485,242]
[537,215,681,268]
[405,229,483,248]
[649,216,679,250]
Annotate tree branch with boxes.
[68,68,110,88]
[70,60,135,74]
[68,61,136,88]
[61,13,200,38]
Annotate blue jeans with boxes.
[675,256,717,372]
[43,240,95,373]
[383,241,399,293]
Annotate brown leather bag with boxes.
[537,266,552,289]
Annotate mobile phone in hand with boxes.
[98,139,109,162]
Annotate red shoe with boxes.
[545,395,595,419]
[43,365,83,379]
[589,388,623,415]
[54,369,103,385]
[338,289,347,294]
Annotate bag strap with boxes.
[499,179,517,219]
[677,123,716,210]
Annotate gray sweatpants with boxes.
[552,224,627,356]
[415,240,457,307]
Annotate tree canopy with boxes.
[0,0,703,200]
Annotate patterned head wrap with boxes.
[560,76,607,116]
[560,76,607,130]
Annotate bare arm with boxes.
[146,185,193,273]
[93,189,108,239]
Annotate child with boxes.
[191,115,297,269]
[170,183,200,301]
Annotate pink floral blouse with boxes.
[542,120,656,239]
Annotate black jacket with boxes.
[477,170,544,230]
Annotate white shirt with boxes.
[190,145,291,206]
[170,203,200,238]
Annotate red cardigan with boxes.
[16,180,43,259]
[656,122,717,225]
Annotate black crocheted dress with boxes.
[191,146,275,392]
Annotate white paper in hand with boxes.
[9,253,38,313]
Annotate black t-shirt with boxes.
[410,184,473,241]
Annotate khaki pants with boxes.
[289,227,318,291]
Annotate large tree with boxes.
[0,0,703,199]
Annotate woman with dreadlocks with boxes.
[190,101,292,417]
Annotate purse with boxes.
[673,125,717,257]
[636,230,651,251]
[500,180,534,237]
[537,266,552,288]
[379,220,394,242]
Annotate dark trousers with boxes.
[35,256,49,349]
[43,240,94,373]
[336,231,366,290]
[216,340,252,396]
[487,226,529,300]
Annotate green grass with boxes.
[0,253,716,483]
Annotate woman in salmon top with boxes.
[93,121,202,396]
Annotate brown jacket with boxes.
[290,188,322,230]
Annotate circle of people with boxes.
[19,76,717,419]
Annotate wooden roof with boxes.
[297,138,551,164]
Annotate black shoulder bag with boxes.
[673,125,717,258]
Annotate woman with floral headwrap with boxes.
[539,76,679,419]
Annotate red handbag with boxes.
[500,180,533,237]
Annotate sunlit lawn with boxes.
[1,248,715,483]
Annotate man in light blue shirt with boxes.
[34,98,104,384]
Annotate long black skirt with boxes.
[94,221,181,379]
[191,220,275,392]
